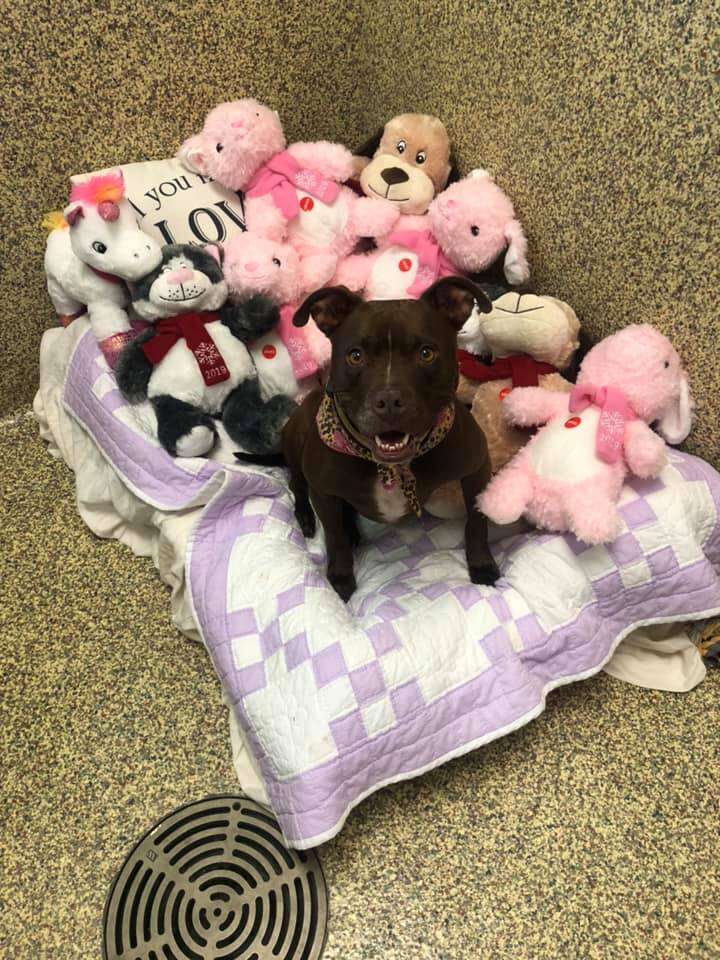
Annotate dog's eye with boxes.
[419,345,437,364]
[416,151,426,164]
[470,225,480,237]
[346,348,365,367]
[272,257,281,267]
[396,139,406,154]
[92,241,107,254]
[216,143,223,153]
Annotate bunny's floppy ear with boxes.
[503,220,530,286]
[656,374,694,445]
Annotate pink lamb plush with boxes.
[223,232,330,401]
[334,168,530,298]
[430,169,530,286]
[479,324,694,545]
[178,98,399,288]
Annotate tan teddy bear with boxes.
[425,292,580,520]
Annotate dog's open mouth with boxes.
[373,430,414,462]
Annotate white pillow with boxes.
[71,157,246,246]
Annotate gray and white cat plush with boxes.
[116,243,295,457]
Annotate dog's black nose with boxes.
[380,166,410,186]
[373,389,406,416]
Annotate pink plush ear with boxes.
[97,200,120,221]
[205,243,223,265]
[503,220,530,285]
[65,205,84,226]
[656,374,694,445]
[177,134,209,174]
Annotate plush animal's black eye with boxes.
[272,257,281,267]
[346,347,364,366]
[664,360,670,368]
[396,139,406,154]
[419,345,437,364]
[416,151,426,164]
[216,143,223,152]
[470,225,480,236]
[92,241,107,254]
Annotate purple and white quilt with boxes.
[62,329,720,848]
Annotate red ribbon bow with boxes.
[457,351,557,387]
[140,311,230,386]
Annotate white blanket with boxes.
[34,320,717,847]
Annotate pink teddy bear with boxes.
[223,232,330,401]
[479,324,694,545]
[178,98,399,290]
[334,168,530,299]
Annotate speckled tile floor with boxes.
[1,411,718,959]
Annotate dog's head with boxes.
[294,278,492,463]
[355,114,454,215]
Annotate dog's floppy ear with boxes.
[293,286,363,337]
[445,151,461,186]
[353,126,385,159]
[422,276,493,330]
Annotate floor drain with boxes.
[102,795,328,960]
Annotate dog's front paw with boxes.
[296,507,316,539]
[469,559,501,586]
[329,572,357,602]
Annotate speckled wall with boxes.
[3,0,718,463]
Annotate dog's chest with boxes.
[287,189,349,247]
[368,245,419,299]
[146,320,254,411]
[372,475,411,522]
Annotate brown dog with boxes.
[284,277,501,601]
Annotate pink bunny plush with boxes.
[430,169,530,286]
[178,98,398,288]
[223,232,330,401]
[479,324,694,544]
[334,168,530,298]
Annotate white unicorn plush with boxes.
[43,171,162,366]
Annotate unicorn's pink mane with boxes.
[69,171,125,206]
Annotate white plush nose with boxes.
[167,266,194,284]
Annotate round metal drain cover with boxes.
[102,795,327,960]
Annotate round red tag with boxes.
[262,344,277,360]
[299,196,314,212]
[564,416,581,429]
[498,387,512,401]
[398,258,412,272]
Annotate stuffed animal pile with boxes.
[41,98,694,538]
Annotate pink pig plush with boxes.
[178,98,399,288]
[479,324,694,544]
[223,232,330,401]
[334,168,530,298]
